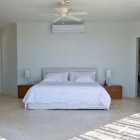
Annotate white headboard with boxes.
[42,67,97,81]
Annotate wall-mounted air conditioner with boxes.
[52,23,85,33]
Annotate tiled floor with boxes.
[0,94,140,140]
[69,113,140,140]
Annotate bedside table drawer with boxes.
[103,85,122,99]
[109,92,122,99]
[18,85,33,98]
[104,86,122,90]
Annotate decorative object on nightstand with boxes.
[18,84,33,98]
[104,69,112,86]
[104,79,107,86]
[104,85,122,99]
[24,69,31,84]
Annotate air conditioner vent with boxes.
[52,23,85,33]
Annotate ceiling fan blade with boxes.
[67,15,82,21]
[69,12,88,16]
[53,16,62,22]
[38,14,58,16]
[55,8,61,13]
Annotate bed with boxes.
[23,68,111,110]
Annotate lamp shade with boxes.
[24,69,30,78]
[106,69,112,79]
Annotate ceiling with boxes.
[0,0,140,27]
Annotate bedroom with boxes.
[0,0,140,140]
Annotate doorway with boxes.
[137,38,140,97]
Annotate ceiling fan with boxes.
[39,0,88,23]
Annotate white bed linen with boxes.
[27,103,107,110]
[23,81,111,110]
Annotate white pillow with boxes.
[43,72,68,82]
[69,72,96,83]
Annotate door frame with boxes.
[136,37,139,97]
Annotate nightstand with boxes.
[18,84,33,98]
[103,85,122,99]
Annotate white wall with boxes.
[17,22,137,97]
[2,24,17,95]
[0,28,2,93]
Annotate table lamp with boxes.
[24,69,31,84]
[105,69,112,86]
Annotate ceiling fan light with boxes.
[61,13,66,17]
[61,7,68,13]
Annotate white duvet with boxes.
[23,81,111,109]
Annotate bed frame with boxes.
[27,67,106,110]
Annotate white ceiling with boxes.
[0,0,140,27]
